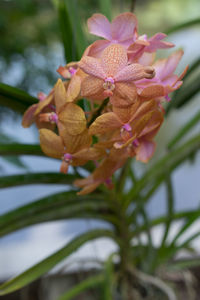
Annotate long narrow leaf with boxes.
[0,143,43,156]
[131,208,200,238]
[0,172,77,189]
[0,192,116,237]
[0,82,37,113]
[0,229,115,295]
[160,175,174,246]
[64,0,88,59]
[98,0,112,20]
[58,273,104,300]
[125,134,200,206]
[168,111,200,150]
[166,76,200,113]
[53,0,74,62]
[166,18,200,34]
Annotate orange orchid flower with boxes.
[79,43,155,103]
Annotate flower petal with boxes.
[39,129,63,158]
[111,13,138,42]
[138,85,165,100]
[61,129,92,154]
[81,76,105,100]
[87,13,112,40]
[154,50,183,80]
[135,140,155,162]
[115,63,155,82]
[146,33,174,52]
[58,103,86,135]
[54,79,67,113]
[34,92,54,115]
[86,40,111,58]
[100,44,127,77]
[66,75,82,102]
[89,112,122,135]
[79,56,106,79]
[73,147,106,163]
[115,82,137,102]
[22,104,38,128]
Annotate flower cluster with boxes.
[22,13,187,195]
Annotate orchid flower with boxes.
[86,13,138,58]
[79,43,155,103]
[128,33,174,62]
[135,50,188,101]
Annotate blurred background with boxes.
[0,0,200,299]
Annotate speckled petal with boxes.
[54,79,67,113]
[39,129,63,158]
[79,56,106,79]
[58,103,86,135]
[100,44,127,77]
[81,76,105,100]
[89,112,122,135]
[61,129,92,154]
[66,75,82,102]
[115,63,155,82]
[115,82,137,102]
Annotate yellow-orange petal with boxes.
[58,103,86,135]
[54,79,67,113]
[22,104,38,128]
[81,76,105,100]
[61,129,92,154]
[66,75,81,102]
[89,112,122,135]
[39,129,63,158]
[34,92,54,115]
[115,82,137,102]
[72,147,106,167]
[139,85,165,100]
[112,100,140,123]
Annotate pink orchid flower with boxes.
[86,13,138,57]
[128,33,174,62]
[135,50,188,101]
[79,43,155,103]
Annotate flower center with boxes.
[69,67,77,76]
[63,153,73,163]
[103,77,115,91]
[49,112,58,124]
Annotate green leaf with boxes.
[170,210,200,247]
[0,191,116,237]
[57,273,104,300]
[53,0,74,62]
[0,143,43,156]
[98,0,112,20]
[125,134,200,207]
[103,253,116,300]
[168,257,200,270]
[166,18,200,34]
[2,156,27,169]
[167,76,200,112]
[0,82,37,113]
[0,229,115,295]
[64,0,87,59]
[0,172,77,189]
[168,110,200,150]
[132,208,200,237]
[160,175,174,246]
[0,134,28,169]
